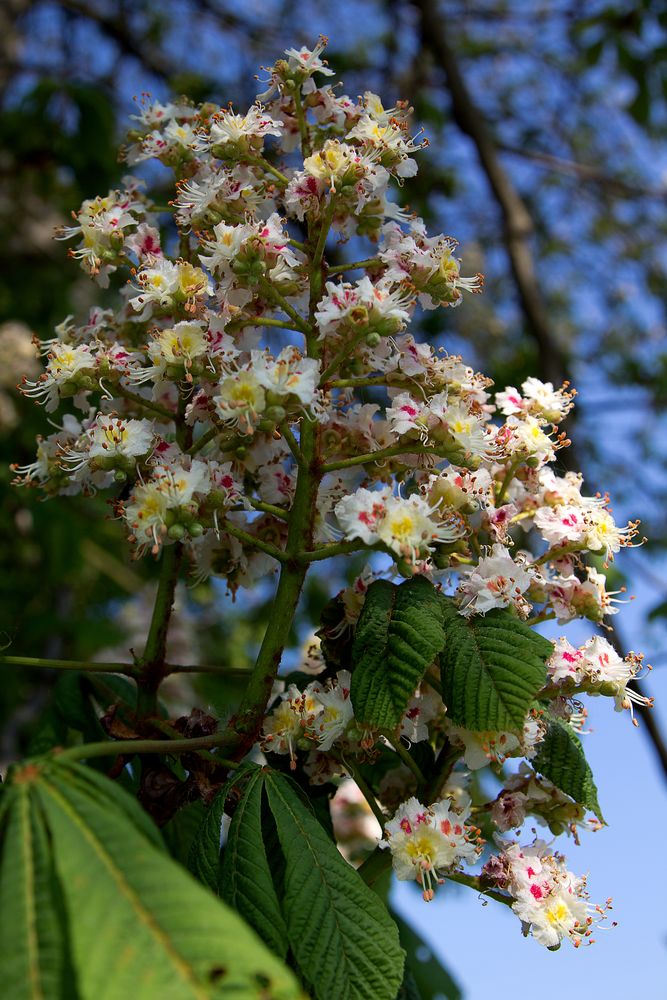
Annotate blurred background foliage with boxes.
[2,0,667,776]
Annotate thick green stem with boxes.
[300,539,372,563]
[328,376,388,390]
[136,543,183,716]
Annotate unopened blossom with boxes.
[381,796,481,900]
[457,543,535,617]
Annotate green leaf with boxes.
[188,764,254,894]
[0,783,77,999]
[264,770,404,1000]
[220,769,288,959]
[351,578,446,729]
[162,801,206,865]
[533,719,603,820]
[22,760,302,1000]
[393,914,461,1000]
[439,599,551,731]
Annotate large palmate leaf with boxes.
[351,577,446,729]
[264,771,404,1000]
[439,599,552,731]
[0,782,77,1000]
[220,768,288,960]
[0,759,302,1000]
[533,719,603,820]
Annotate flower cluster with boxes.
[14,38,651,953]
[483,840,614,948]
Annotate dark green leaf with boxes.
[534,719,603,820]
[220,769,288,959]
[187,766,253,893]
[264,770,404,1000]
[439,599,551,731]
[351,578,446,729]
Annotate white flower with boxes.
[335,488,462,565]
[547,637,586,685]
[381,796,480,900]
[457,543,535,617]
[251,347,320,407]
[306,670,354,751]
[214,370,267,434]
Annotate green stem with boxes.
[115,387,175,421]
[219,520,287,563]
[321,442,445,473]
[357,847,392,887]
[245,155,289,187]
[300,539,372,563]
[136,543,183,716]
[533,541,585,566]
[318,328,369,386]
[342,757,387,830]
[53,734,240,765]
[445,871,514,908]
[0,655,137,675]
[188,429,246,457]
[279,421,306,468]
[311,197,336,276]
[494,458,522,505]
[328,376,388,389]
[327,258,381,275]
[246,497,290,521]
[382,733,427,787]
[526,609,557,626]
[424,742,461,803]
[293,88,311,155]
[258,277,311,335]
